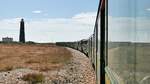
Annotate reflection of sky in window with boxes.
[108,0,150,42]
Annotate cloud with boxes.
[32,10,42,14]
[43,13,48,16]
[108,16,150,42]
[72,12,96,26]
[0,12,97,42]
[146,8,150,11]
[2,12,150,43]
[73,12,96,19]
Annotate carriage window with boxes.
[108,0,150,83]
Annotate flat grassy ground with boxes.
[0,43,72,72]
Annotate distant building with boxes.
[2,37,13,42]
[19,18,25,43]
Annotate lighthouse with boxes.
[19,19,25,43]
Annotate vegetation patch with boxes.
[0,44,72,72]
[0,66,13,72]
[26,60,41,64]
[22,73,45,84]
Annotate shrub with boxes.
[22,73,45,84]
[0,66,13,72]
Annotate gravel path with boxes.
[63,47,96,84]
[0,47,96,84]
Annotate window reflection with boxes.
[108,0,150,84]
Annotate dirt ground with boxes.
[0,43,95,84]
[0,43,72,72]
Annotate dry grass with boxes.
[22,73,44,84]
[0,43,72,72]
[0,66,13,72]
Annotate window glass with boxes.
[108,0,150,83]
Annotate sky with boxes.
[0,0,99,42]
[2,0,150,43]
[108,0,150,42]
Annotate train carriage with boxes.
[56,0,150,84]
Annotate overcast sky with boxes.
[0,0,99,42]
